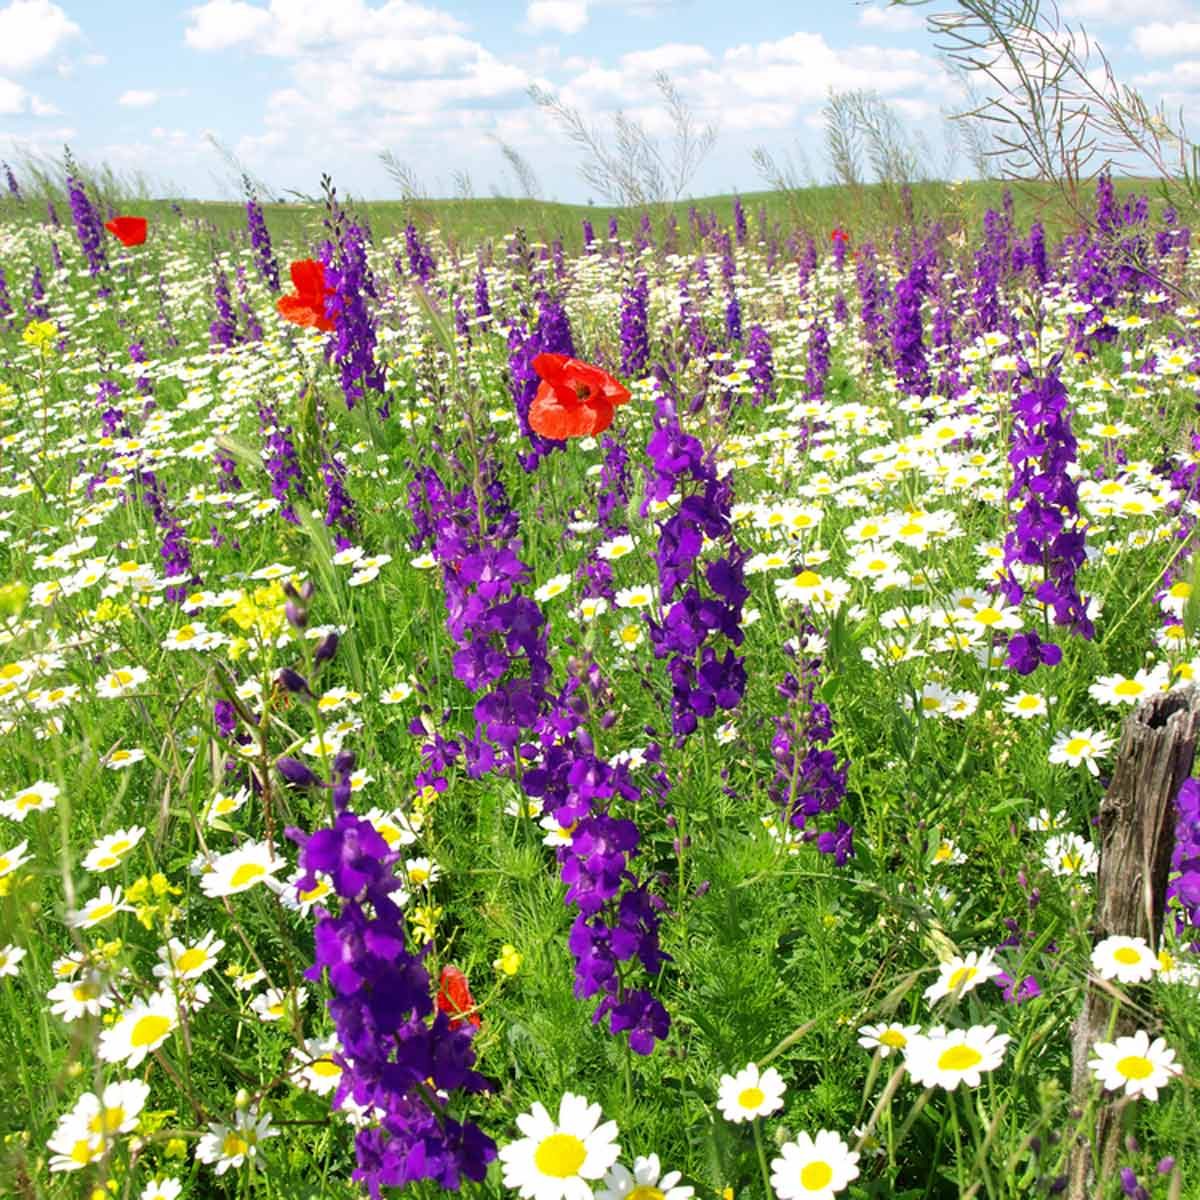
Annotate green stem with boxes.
[752,1117,774,1199]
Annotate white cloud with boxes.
[619,44,711,74]
[185,0,464,55]
[1064,0,1180,20]
[119,89,160,108]
[1133,21,1200,57]
[0,75,27,113]
[0,0,79,72]
[525,0,589,34]
[184,0,272,51]
[1133,59,1200,87]
[0,73,55,115]
[858,4,924,33]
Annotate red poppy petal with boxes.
[277,294,333,332]
[532,352,569,384]
[530,389,614,439]
[290,259,327,297]
[105,216,147,246]
[529,390,579,440]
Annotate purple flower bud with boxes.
[276,756,320,788]
[277,668,310,695]
[313,632,339,664]
[285,600,307,628]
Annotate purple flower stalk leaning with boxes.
[746,324,774,405]
[1001,357,1094,638]
[289,782,497,1195]
[643,389,748,741]
[770,649,852,863]
[322,220,386,412]
[257,400,306,523]
[209,263,238,350]
[66,164,109,282]
[619,273,650,378]
[245,193,280,292]
[891,262,930,398]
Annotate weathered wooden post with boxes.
[1067,686,1200,1198]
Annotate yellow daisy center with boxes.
[88,1105,125,1135]
[1116,1054,1153,1080]
[73,982,98,1002]
[130,1013,171,1047]
[801,1161,834,1191]
[176,947,208,973]
[879,1029,907,1049]
[534,1132,587,1178]
[937,1044,983,1071]
[1064,737,1090,756]
[1061,853,1083,872]
[794,570,820,588]
[15,792,43,811]
[628,1188,666,1200]
[1114,680,1143,697]
[948,966,977,991]
[230,862,266,889]
[222,1132,250,1159]
[88,903,116,922]
[974,607,1002,625]
[409,867,430,885]
[70,1137,96,1165]
[1113,947,1142,965]
[1016,696,1041,710]
[738,1085,765,1110]
[311,1059,341,1078]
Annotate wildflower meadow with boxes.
[0,158,1198,1200]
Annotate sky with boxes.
[1,0,1199,201]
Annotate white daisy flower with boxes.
[535,573,573,603]
[1088,1030,1181,1101]
[856,1022,920,1058]
[770,1130,860,1200]
[597,1153,694,1200]
[0,779,59,821]
[1048,728,1114,775]
[196,1105,277,1175]
[199,841,284,898]
[1043,832,1098,878]
[923,948,1003,1004]
[498,1092,621,1200]
[82,826,146,873]
[68,884,134,929]
[716,1062,786,1123]
[1090,934,1159,983]
[98,991,179,1067]
[903,1024,1010,1090]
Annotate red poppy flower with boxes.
[104,216,147,247]
[831,227,850,245]
[437,964,481,1029]
[277,259,335,332]
[529,353,631,441]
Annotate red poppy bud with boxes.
[437,964,481,1029]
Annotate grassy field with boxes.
[0,171,1198,1200]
